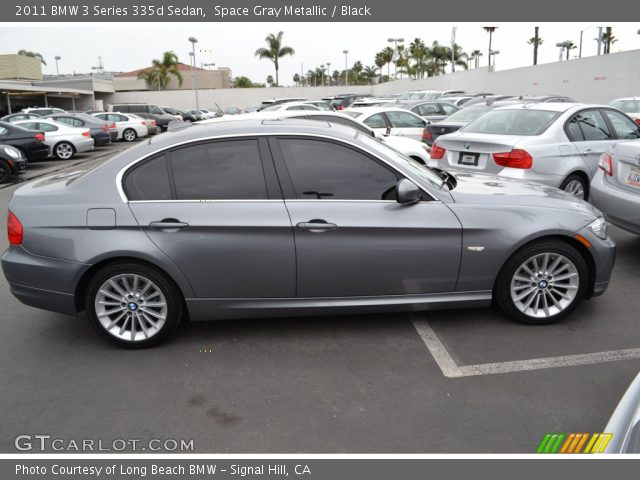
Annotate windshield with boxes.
[463,109,561,136]
[356,133,444,189]
[444,104,497,123]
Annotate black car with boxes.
[330,94,367,111]
[107,104,176,131]
[0,113,41,123]
[0,121,50,161]
[177,110,199,122]
[45,113,117,145]
[0,144,27,183]
[421,100,524,146]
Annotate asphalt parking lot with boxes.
[0,146,639,453]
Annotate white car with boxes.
[198,109,220,119]
[261,102,322,112]
[608,97,640,124]
[14,118,94,160]
[342,107,428,141]
[21,107,66,117]
[92,112,149,142]
[199,110,432,164]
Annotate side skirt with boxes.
[185,291,492,321]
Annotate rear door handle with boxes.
[296,219,337,233]
[148,218,189,230]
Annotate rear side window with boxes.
[568,110,612,141]
[386,111,425,128]
[170,140,268,200]
[603,110,640,139]
[364,113,387,129]
[124,155,172,201]
[440,103,458,115]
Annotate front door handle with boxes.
[296,219,337,233]
[148,218,189,230]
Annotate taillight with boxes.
[7,210,23,245]
[599,152,614,176]
[141,121,146,125]
[100,125,108,131]
[422,130,432,140]
[82,130,91,137]
[635,118,640,126]
[34,133,45,142]
[109,123,116,129]
[336,105,344,110]
[151,120,157,125]
[493,149,533,169]
[430,143,446,160]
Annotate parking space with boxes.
[0,153,639,453]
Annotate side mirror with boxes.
[384,126,391,136]
[395,179,421,205]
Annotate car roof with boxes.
[492,102,593,113]
[343,106,419,115]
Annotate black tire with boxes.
[53,141,75,160]
[122,128,137,142]
[0,160,11,184]
[560,173,589,201]
[495,240,589,325]
[85,262,183,348]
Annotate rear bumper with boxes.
[590,171,640,235]
[75,138,95,153]
[92,132,111,146]
[1,246,88,315]
[108,130,118,142]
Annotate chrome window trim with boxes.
[115,132,439,203]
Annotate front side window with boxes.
[440,103,458,115]
[386,111,425,128]
[568,110,612,141]
[603,110,640,140]
[124,155,171,201]
[170,140,268,200]
[278,138,398,200]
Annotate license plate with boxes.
[458,152,479,166]
[625,167,640,187]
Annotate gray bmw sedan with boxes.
[1,119,616,348]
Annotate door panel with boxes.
[567,109,615,175]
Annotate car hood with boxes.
[448,171,600,217]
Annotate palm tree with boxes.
[17,49,46,65]
[363,66,378,84]
[429,41,450,75]
[377,47,394,81]
[293,73,301,86]
[394,45,409,79]
[409,38,428,78]
[469,50,483,69]
[137,51,183,90]
[448,43,468,71]
[483,27,498,66]
[266,75,275,87]
[602,27,617,54]
[137,69,160,90]
[565,41,577,60]
[332,70,341,85]
[528,27,543,65]
[374,53,386,83]
[255,31,295,87]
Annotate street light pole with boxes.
[320,64,325,87]
[343,50,349,86]
[326,62,331,86]
[489,50,500,69]
[387,37,404,79]
[54,56,61,76]
[188,36,199,110]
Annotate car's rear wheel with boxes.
[495,240,588,324]
[123,128,137,142]
[560,174,588,200]
[54,141,75,160]
[0,160,11,183]
[86,262,183,348]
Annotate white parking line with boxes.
[410,315,640,378]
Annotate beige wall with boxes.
[114,68,231,91]
[0,54,42,80]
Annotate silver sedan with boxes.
[590,140,640,234]
[428,103,640,199]
[1,119,616,348]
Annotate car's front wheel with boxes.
[0,160,11,183]
[495,240,588,324]
[86,262,183,348]
[54,141,75,160]
[122,128,137,142]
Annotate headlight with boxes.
[3,146,21,159]
[588,216,608,239]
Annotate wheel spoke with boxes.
[140,308,166,320]
[514,287,537,302]
[106,311,127,330]
[108,279,127,298]
[552,272,577,282]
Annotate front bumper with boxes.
[574,222,617,298]
[590,170,640,235]
[92,131,112,147]
[1,246,88,315]
[27,144,51,161]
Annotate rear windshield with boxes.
[463,109,561,136]
[442,105,495,123]
[609,99,640,113]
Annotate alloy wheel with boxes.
[94,273,168,342]
[123,129,136,142]
[510,252,580,319]
[562,179,585,199]
[55,142,74,160]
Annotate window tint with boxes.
[572,110,612,141]
[278,138,398,200]
[0,126,7,135]
[95,114,108,121]
[363,113,387,129]
[19,122,37,130]
[566,116,584,141]
[171,140,267,200]
[415,104,439,116]
[124,155,171,201]
[603,110,640,139]
[610,99,640,113]
[38,123,58,132]
[386,111,425,128]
